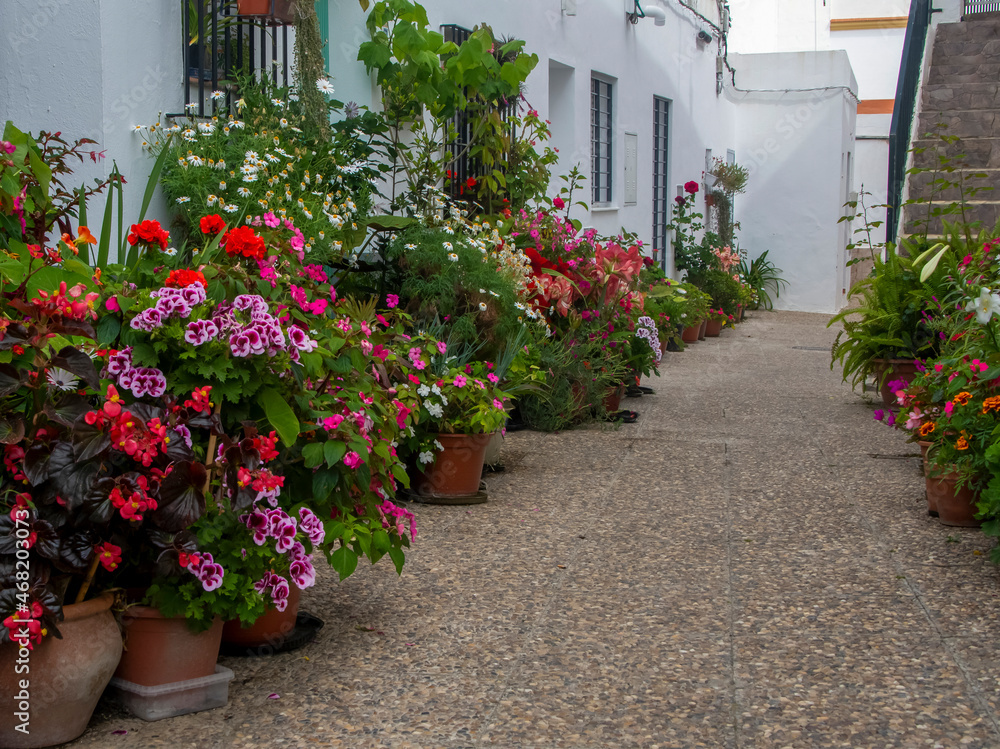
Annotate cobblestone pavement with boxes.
[74,311,1000,748]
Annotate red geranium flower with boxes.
[684,180,700,195]
[165,269,208,289]
[220,225,266,261]
[127,220,169,250]
[466,177,477,189]
[199,214,226,235]
[95,542,122,572]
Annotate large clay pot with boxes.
[115,607,223,687]
[681,324,701,344]
[603,384,625,413]
[698,319,708,340]
[413,433,491,498]
[0,593,122,748]
[237,0,296,22]
[926,472,980,527]
[872,358,918,407]
[918,440,937,515]
[737,304,744,322]
[223,586,301,651]
[704,319,724,337]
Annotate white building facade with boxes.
[0,0,885,313]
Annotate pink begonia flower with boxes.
[934,363,944,373]
[393,400,412,429]
[408,374,421,385]
[376,314,389,327]
[343,451,363,469]
[453,374,467,388]
[322,414,345,431]
[386,294,399,309]
[413,359,426,370]
[493,398,505,410]
[105,296,121,312]
[944,401,955,416]
[263,212,280,228]
[436,341,447,354]
[407,346,422,363]
[0,141,15,155]
[487,373,499,384]
[904,408,923,431]
[360,339,373,355]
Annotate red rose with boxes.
[553,197,565,210]
[220,225,266,261]
[126,220,169,250]
[684,181,700,195]
[466,177,477,189]
[165,269,208,289]
[199,214,226,235]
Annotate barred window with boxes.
[591,77,613,204]
[651,97,671,266]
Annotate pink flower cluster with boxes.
[254,571,292,611]
[186,551,225,592]
[103,346,167,398]
[229,294,287,358]
[377,499,416,541]
[290,284,329,316]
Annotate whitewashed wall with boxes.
[0,0,183,252]
[727,51,858,313]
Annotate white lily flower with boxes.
[966,287,1000,324]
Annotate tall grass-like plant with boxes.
[738,250,787,310]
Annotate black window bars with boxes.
[171,0,293,119]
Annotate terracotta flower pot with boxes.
[603,384,625,413]
[237,0,296,22]
[223,585,301,651]
[872,358,918,407]
[681,324,701,344]
[413,433,491,498]
[704,319,724,337]
[115,606,223,687]
[736,304,744,322]
[698,319,708,340]
[926,472,980,527]
[917,440,937,515]
[0,593,122,748]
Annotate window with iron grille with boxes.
[651,96,671,268]
[442,24,474,199]
[178,0,293,119]
[591,77,613,204]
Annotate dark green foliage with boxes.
[828,250,939,391]
[390,226,522,362]
[688,268,742,317]
[739,250,788,310]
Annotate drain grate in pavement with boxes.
[792,346,829,351]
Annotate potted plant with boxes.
[829,248,940,405]
[391,335,510,500]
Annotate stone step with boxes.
[902,200,1000,234]
[933,19,1000,44]
[930,39,1000,65]
[927,62,1000,84]
[922,82,1000,112]
[911,136,1000,168]
[907,169,999,202]
[917,112,1000,139]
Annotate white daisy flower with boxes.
[237,187,251,197]
[279,118,289,128]
[164,247,178,256]
[176,196,191,204]
[448,253,459,262]
[443,242,453,251]
[479,302,487,311]
[316,78,335,95]
[211,90,225,101]
[46,368,79,392]
[223,204,239,214]
[131,124,142,132]
[207,194,218,206]
[405,243,417,250]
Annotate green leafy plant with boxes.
[738,250,787,310]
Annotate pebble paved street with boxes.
[74,311,1000,748]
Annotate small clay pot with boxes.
[681,324,701,344]
[704,319,724,337]
[917,440,937,516]
[872,358,918,407]
[413,433,491,497]
[116,607,223,687]
[926,471,980,527]
[603,383,625,413]
[698,319,708,340]
[223,586,301,650]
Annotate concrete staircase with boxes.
[905,15,1000,236]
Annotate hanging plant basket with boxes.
[237,0,296,23]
